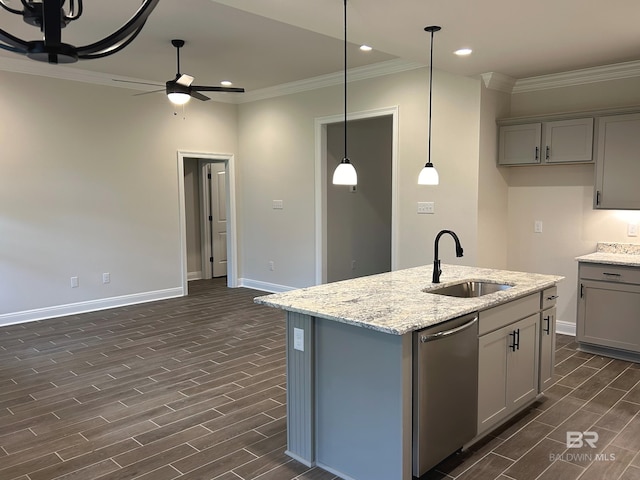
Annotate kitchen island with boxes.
[255,264,563,480]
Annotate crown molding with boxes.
[0,55,422,105]
[512,60,640,94]
[481,72,516,93]
[236,59,424,103]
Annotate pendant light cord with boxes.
[343,0,348,160]
[427,28,434,165]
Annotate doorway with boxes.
[178,151,238,294]
[315,106,399,284]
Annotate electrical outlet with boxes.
[534,221,543,233]
[102,272,111,284]
[628,223,638,237]
[70,276,79,288]
[351,260,356,271]
[268,261,275,271]
[418,202,435,214]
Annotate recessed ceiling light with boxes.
[359,45,373,52]
[454,48,472,56]
[221,80,233,86]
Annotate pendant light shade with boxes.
[418,25,441,186]
[418,163,439,185]
[333,158,358,185]
[332,0,357,186]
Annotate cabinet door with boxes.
[595,113,640,209]
[539,307,556,392]
[544,118,593,164]
[507,314,540,411]
[478,326,509,434]
[577,280,640,353]
[498,123,542,165]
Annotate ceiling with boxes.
[1,0,639,96]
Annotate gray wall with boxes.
[0,70,237,323]
[326,116,392,282]
[184,158,203,279]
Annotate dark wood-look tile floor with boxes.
[0,279,638,480]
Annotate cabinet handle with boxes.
[596,190,601,206]
[602,272,622,277]
[545,146,550,160]
[535,146,539,161]
[580,283,584,298]
[545,294,559,301]
[510,328,520,351]
[543,315,551,335]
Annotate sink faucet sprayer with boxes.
[433,230,464,283]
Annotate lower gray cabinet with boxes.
[478,313,540,435]
[578,264,640,353]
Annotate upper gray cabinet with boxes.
[595,113,640,209]
[498,117,594,166]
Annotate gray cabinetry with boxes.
[539,287,558,392]
[499,123,542,165]
[577,263,640,354]
[498,118,593,166]
[594,113,640,209]
[477,294,541,435]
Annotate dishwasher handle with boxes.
[420,316,478,343]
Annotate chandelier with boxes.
[0,0,159,64]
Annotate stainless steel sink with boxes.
[425,281,513,298]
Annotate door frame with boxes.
[314,106,399,285]
[177,150,238,293]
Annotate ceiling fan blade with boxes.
[191,85,245,93]
[190,91,210,101]
[133,89,165,96]
[177,74,194,87]
[113,79,163,87]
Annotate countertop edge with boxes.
[254,274,563,336]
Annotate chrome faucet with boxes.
[433,230,464,283]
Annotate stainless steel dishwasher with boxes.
[413,312,479,477]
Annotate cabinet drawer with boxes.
[541,286,558,310]
[479,293,540,335]
[579,263,640,285]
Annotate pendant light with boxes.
[332,0,357,186]
[418,25,441,185]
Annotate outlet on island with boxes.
[268,261,275,271]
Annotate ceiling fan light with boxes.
[418,163,439,185]
[333,158,358,185]
[167,92,190,105]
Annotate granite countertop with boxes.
[254,264,563,335]
[576,242,640,267]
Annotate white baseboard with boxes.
[556,320,576,337]
[238,278,297,293]
[188,271,203,281]
[0,287,185,327]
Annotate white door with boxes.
[208,162,227,277]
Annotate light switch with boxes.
[272,200,284,210]
[418,202,435,214]
[293,327,304,351]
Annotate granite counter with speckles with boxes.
[254,264,563,335]
[576,242,640,267]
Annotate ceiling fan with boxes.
[115,39,244,103]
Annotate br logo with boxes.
[566,431,599,448]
